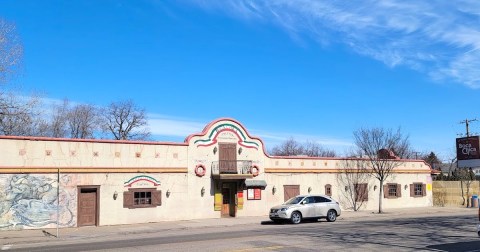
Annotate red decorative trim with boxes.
[0,135,187,146]
[124,178,160,187]
[196,128,258,150]
[184,118,270,156]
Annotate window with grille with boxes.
[384,183,401,198]
[325,184,332,196]
[123,188,162,209]
[409,183,426,197]
[388,184,397,197]
[134,191,152,205]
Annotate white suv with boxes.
[269,194,341,224]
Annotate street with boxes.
[4,211,480,252]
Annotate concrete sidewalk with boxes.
[1,206,478,249]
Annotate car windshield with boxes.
[284,196,305,205]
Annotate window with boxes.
[247,188,261,200]
[134,191,151,205]
[388,184,397,197]
[384,183,401,198]
[325,184,332,196]
[414,184,422,196]
[303,196,314,204]
[314,196,331,203]
[410,183,426,197]
[354,183,368,202]
[123,188,161,208]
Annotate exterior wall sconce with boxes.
[272,186,276,195]
[374,185,378,191]
[113,191,118,200]
[404,184,408,190]
[166,190,171,198]
[345,186,348,192]
[308,187,312,193]
[201,186,205,197]
[213,146,217,155]
[238,147,242,155]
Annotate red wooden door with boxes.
[78,188,97,226]
[283,185,300,202]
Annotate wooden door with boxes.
[283,185,300,202]
[221,183,237,217]
[221,187,231,217]
[219,143,237,173]
[78,188,98,226]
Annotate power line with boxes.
[459,118,478,137]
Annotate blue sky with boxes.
[1,0,479,160]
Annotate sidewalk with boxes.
[1,206,478,249]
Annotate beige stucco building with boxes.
[0,118,433,230]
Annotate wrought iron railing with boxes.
[211,160,253,176]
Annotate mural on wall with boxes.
[194,123,259,150]
[0,174,75,230]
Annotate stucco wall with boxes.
[0,118,434,230]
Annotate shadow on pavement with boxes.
[427,240,480,252]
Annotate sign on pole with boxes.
[456,136,480,168]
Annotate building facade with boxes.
[0,118,433,230]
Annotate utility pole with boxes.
[459,118,478,137]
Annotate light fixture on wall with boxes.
[166,190,171,198]
[238,147,243,155]
[404,184,408,190]
[113,191,118,200]
[345,186,348,192]
[308,187,312,193]
[201,186,205,197]
[374,185,378,191]
[272,186,276,195]
[213,146,218,155]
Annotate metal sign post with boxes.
[57,167,60,238]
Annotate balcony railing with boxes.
[211,160,253,176]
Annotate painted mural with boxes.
[194,123,259,149]
[124,175,161,187]
[0,174,76,230]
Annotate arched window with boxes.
[324,184,332,196]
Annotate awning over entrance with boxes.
[244,179,267,189]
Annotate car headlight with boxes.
[280,207,288,211]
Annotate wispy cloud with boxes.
[187,0,480,88]
[148,113,206,138]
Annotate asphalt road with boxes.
[7,214,480,252]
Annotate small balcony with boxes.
[211,160,254,179]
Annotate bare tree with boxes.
[455,168,476,207]
[0,19,23,83]
[0,91,43,136]
[303,140,337,157]
[47,99,69,138]
[101,100,150,140]
[336,152,371,211]
[353,127,409,213]
[67,103,99,139]
[270,137,336,157]
[270,137,305,156]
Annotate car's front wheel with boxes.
[290,211,302,224]
[326,210,337,222]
